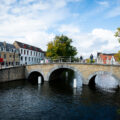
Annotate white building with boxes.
[14,41,45,65]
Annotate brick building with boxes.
[0,41,20,67]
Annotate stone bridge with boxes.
[25,63,120,86]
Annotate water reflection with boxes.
[0,80,120,120]
[95,73,119,92]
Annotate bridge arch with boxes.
[27,69,45,83]
[47,65,83,84]
[88,71,119,87]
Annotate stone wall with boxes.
[0,66,25,82]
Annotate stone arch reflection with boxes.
[88,71,119,90]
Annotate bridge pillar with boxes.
[44,75,49,82]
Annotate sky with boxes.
[0,0,120,58]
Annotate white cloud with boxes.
[0,0,119,58]
[58,25,119,58]
[0,0,71,50]
[58,24,80,34]
[24,31,55,50]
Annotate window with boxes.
[15,55,18,58]
[24,50,26,55]
[0,53,1,58]
[21,49,23,54]
[9,55,12,58]
[1,48,3,51]
[4,54,6,59]
[29,57,30,61]
[31,51,32,56]
[25,57,27,61]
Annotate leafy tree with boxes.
[86,58,95,63]
[114,28,120,63]
[114,51,120,62]
[86,59,90,63]
[46,35,77,59]
[115,28,120,43]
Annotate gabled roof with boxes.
[0,42,16,51]
[15,41,44,53]
[98,53,116,64]
[97,52,116,56]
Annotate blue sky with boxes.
[0,0,120,57]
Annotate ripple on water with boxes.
[0,80,120,120]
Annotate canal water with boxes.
[0,77,120,120]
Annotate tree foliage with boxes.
[114,51,120,62]
[115,27,120,43]
[86,58,95,63]
[46,35,77,59]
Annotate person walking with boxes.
[80,56,83,63]
[90,54,93,63]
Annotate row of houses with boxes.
[97,52,118,65]
[0,40,119,66]
[0,41,45,67]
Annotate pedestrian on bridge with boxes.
[80,56,83,63]
[90,54,93,63]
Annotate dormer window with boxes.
[36,48,38,51]
[24,44,26,48]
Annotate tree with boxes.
[114,51,120,63]
[46,35,77,59]
[115,27,120,43]
[86,58,95,63]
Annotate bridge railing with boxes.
[43,57,120,65]
[44,56,88,64]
